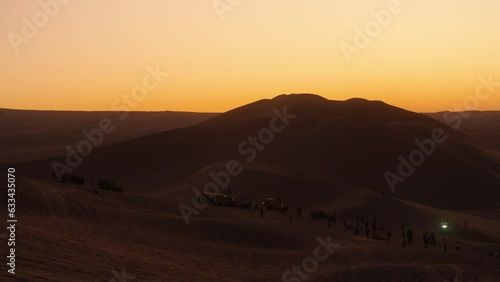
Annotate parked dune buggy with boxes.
[202,192,250,209]
[310,210,330,220]
[261,198,288,212]
[98,179,123,193]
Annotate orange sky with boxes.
[1,0,499,112]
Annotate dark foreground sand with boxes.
[1,178,499,281]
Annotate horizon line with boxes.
[2,106,499,114]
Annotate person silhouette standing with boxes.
[423,231,429,248]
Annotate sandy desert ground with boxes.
[0,178,499,281]
[1,95,499,281]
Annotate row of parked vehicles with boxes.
[200,192,288,212]
[53,172,124,193]
[201,192,251,208]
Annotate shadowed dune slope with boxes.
[426,111,500,152]
[18,94,500,210]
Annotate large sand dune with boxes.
[19,94,500,210]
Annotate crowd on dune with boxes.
[57,178,500,260]
[340,215,455,252]
[247,199,500,259]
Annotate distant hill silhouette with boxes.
[0,109,216,163]
[426,111,500,152]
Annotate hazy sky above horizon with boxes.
[1,0,500,112]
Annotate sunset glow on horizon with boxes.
[1,0,500,113]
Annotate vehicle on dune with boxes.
[310,210,330,220]
[201,192,250,208]
[55,172,85,186]
[261,197,288,212]
[98,179,123,193]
